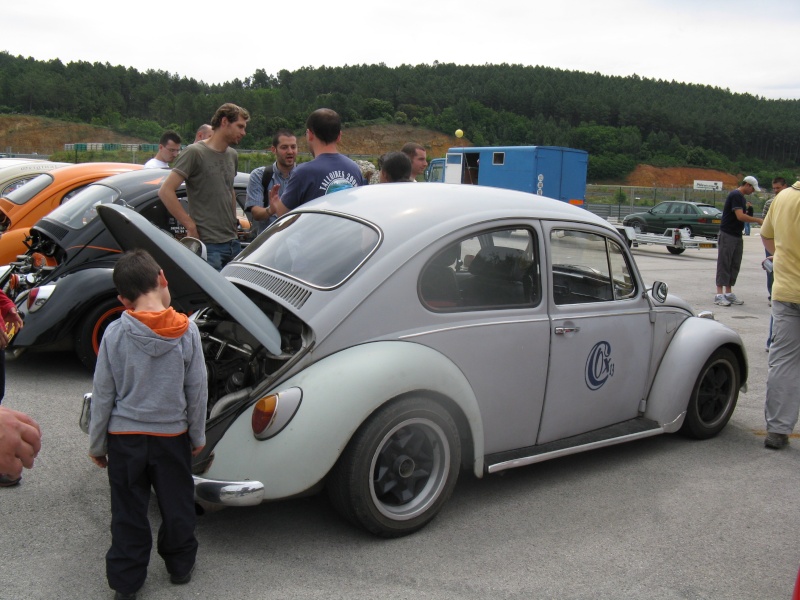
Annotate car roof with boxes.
[293,183,615,239]
[0,161,70,181]
[46,162,141,179]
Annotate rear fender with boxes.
[205,341,484,500]
[12,267,115,349]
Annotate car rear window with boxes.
[3,173,54,204]
[237,212,380,289]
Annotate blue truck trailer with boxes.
[425,145,588,205]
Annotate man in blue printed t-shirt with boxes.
[268,108,364,218]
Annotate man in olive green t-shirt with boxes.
[159,103,249,270]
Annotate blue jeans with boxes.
[744,222,751,235]
[205,240,241,271]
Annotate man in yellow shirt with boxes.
[761,180,800,449]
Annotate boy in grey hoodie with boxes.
[89,249,207,600]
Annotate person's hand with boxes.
[268,185,281,216]
[191,445,205,457]
[90,455,108,468]
[0,407,42,477]
[6,309,23,332]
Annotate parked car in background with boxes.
[0,159,70,198]
[0,162,142,265]
[622,201,722,238]
[3,169,251,369]
[95,183,747,538]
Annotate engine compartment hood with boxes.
[97,204,282,355]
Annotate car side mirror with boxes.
[652,281,668,303]
[180,236,207,260]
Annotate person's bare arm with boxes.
[159,171,199,238]
[734,208,763,225]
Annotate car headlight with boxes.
[26,284,56,313]
[251,387,302,440]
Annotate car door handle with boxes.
[555,326,580,334]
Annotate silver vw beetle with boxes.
[96,183,747,538]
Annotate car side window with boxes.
[61,185,89,204]
[550,230,637,305]
[652,203,669,215]
[420,228,540,311]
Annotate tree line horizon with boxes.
[1,52,798,183]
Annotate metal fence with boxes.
[588,184,729,208]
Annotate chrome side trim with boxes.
[400,316,549,339]
[193,476,265,507]
[486,428,664,474]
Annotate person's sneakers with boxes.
[714,294,731,306]
[114,591,137,600]
[0,474,21,487]
[765,432,789,449]
[170,564,194,585]
[724,293,744,305]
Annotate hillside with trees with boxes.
[1,52,798,183]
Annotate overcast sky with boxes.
[6,0,800,100]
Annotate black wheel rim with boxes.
[696,358,736,427]
[370,417,450,521]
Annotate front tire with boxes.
[680,348,740,439]
[327,398,461,537]
[74,298,125,370]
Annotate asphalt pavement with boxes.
[0,232,796,600]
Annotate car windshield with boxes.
[238,212,380,288]
[45,183,121,229]
[3,173,54,205]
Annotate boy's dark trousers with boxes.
[106,433,198,594]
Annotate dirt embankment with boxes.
[624,164,740,188]
[0,115,146,154]
[0,115,741,186]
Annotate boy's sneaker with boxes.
[0,474,21,487]
[765,432,789,450]
[714,294,731,306]
[170,564,194,585]
[724,293,744,305]
[114,592,137,600]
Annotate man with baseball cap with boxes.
[714,176,764,306]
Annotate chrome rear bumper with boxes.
[193,476,265,507]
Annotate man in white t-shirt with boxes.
[143,131,182,169]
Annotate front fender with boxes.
[644,317,747,431]
[205,341,484,501]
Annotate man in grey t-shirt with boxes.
[159,103,249,270]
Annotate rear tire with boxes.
[74,298,125,370]
[327,397,461,538]
[680,348,740,439]
[667,246,685,255]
